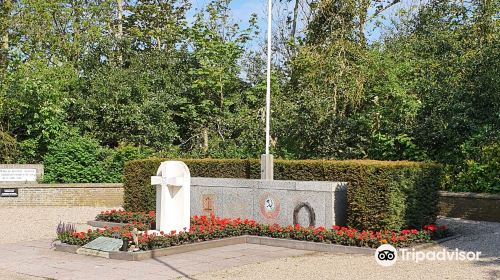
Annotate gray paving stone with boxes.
[0,239,311,280]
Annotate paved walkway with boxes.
[0,239,312,280]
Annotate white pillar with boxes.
[261,0,274,180]
[151,161,190,233]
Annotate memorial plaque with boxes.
[81,237,123,252]
[0,188,18,197]
[0,168,37,182]
[202,194,215,214]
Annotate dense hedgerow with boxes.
[123,159,442,231]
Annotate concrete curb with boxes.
[246,236,375,255]
[54,242,79,254]
[87,220,130,228]
[55,236,247,261]
[55,234,458,261]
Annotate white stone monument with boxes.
[150,161,190,234]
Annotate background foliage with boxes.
[0,0,498,192]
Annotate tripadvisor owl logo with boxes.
[375,244,397,267]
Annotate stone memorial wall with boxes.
[190,178,348,227]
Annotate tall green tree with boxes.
[179,0,258,155]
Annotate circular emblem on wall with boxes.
[259,193,280,219]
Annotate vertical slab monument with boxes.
[151,161,190,233]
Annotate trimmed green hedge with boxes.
[123,158,442,230]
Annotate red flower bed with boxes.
[59,214,448,250]
[95,209,155,230]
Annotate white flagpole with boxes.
[261,0,274,180]
[265,0,272,155]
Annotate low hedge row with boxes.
[123,158,442,230]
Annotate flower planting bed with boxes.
[55,211,450,261]
[92,209,155,230]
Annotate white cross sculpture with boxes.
[150,161,190,234]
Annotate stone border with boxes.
[54,236,248,261]
[246,236,374,255]
[54,235,374,261]
[88,220,130,228]
[192,177,348,192]
[439,191,500,200]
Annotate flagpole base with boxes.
[260,154,274,180]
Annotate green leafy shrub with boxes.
[440,127,500,194]
[448,143,500,193]
[102,145,153,183]
[0,130,18,163]
[43,136,151,183]
[43,135,109,183]
[16,138,40,164]
[123,158,442,230]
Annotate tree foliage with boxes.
[0,0,498,192]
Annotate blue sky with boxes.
[189,0,269,29]
[187,0,420,45]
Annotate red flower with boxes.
[424,224,437,232]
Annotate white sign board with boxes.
[0,169,37,182]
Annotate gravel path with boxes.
[0,207,498,280]
[0,206,106,244]
[185,217,500,280]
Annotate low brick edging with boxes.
[0,183,123,207]
[438,191,500,222]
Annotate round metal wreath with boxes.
[293,202,316,228]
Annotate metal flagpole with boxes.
[265,0,272,155]
[261,0,274,180]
